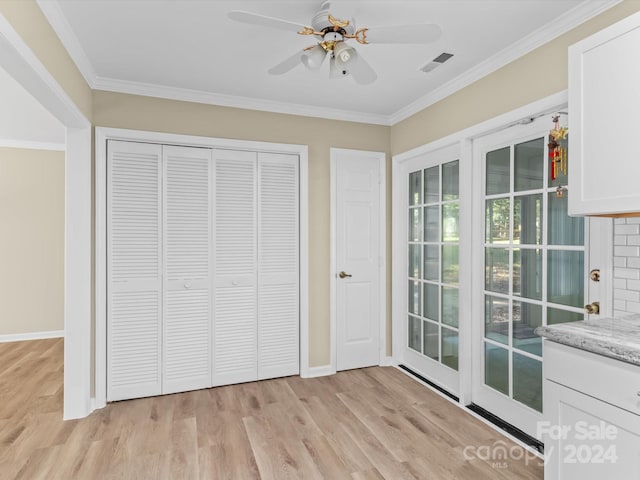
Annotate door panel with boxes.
[257,152,299,380]
[162,145,212,394]
[472,119,595,439]
[107,140,162,401]
[335,149,382,371]
[402,145,461,395]
[213,149,258,386]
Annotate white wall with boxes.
[612,218,640,317]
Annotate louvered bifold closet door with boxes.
[107,141,162,401]
[162,146,213,394]
[212,149,258,386]
[257,153,300,379]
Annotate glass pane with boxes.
[409,208,421,242]
[513,248,542,300]
[408,280,421,315]
[442,287,459,327]
[485,295,509,345]
[485,198,510,244]
[424,206,439,242]
[408,315,421,352]
[442,160,459,201]
[514,194,542,245]
[423,283,439,321]
[548,250,584,308]
[442,245,459,284]
[485,248,509,294]
[513,301,542,356]
[486,147,510,195]
[442,203,459,242]
[409,244,421,278]
[442,327,459,370]
[423,320,439,360]
[424,166,439,204]
[485,343,509,396]
[514,137,544,191]
[548,192,584,246]
[513,353,542,412]
[547,307,583,325]
[409,170,421,206]
[423,245,439,281]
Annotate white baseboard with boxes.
[0,330,64,343]
[300,364,335,378]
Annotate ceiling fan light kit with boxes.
[228,1,442,85]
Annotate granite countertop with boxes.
[535,314,640,366]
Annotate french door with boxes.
[471,119,604,439]
[403,144,461,395]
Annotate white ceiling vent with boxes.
[420,52,454,73]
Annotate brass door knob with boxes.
[590,269,601,282]
[338,271,352,279]
[584,301,600,315]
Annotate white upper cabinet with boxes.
[569,11,640,216]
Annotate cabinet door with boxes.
[569,11,640,215]
[544,379,640,480]
[162,146,213,394]
[257,153,299,380]
[212,149,258,386]
[107,140,162,401]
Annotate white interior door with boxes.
[212,149,258,386]
[162,145,212,394]
[333,148,383,371]
[107,140,162,401]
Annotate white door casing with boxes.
[331,148,385,372]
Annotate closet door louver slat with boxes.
[162,146,213,394]
[107,140,162,401]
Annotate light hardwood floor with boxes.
[0,339,543,479]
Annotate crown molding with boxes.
[38,0,621,127]
[388,0,623,125]
[92,76,391,125]
[36,0,97,88]
[0,138,65,151]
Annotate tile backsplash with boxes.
[613,218,640,317]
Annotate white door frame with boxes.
[0,14,92,419]
[329,148,387,375]
[94,127,309,409]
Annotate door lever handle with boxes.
[338,271,352,279]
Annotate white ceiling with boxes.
[38,0,617,125]
[0,65,65,148]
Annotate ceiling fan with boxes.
[228,1,442,85]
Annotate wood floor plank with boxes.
[0,339,543,479]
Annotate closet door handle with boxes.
[184,281,191,289]
[339,271,352,279]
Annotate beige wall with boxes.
[0,147,64,335]
[94,91,392,366]
[391,0,640,155]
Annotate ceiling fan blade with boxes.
[268,50,304,75]
[364,24,442,44]
[228,11,309,33]
[350,51,377,85]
